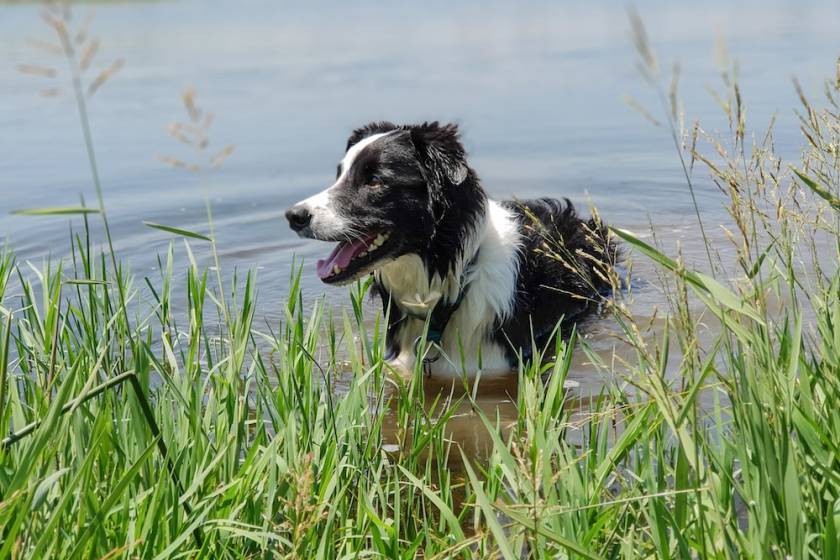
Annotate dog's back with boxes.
[494,197,617,354]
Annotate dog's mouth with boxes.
[316,230,394,284]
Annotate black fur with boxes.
[339,121,486,281]
[494,197,616,357]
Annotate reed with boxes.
[1,4,839,558]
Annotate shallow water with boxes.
[1,0,838,449]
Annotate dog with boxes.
[286,122,617,378]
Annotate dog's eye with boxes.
[368,176,384,188]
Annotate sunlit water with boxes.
[1,0,838,454]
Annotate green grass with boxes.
[2,6,840,559]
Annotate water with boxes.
[1,0,838,447]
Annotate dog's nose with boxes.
[285,205,312,232]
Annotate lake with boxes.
[1,0,838,399]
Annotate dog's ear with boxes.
[346,121,399,151]
[409,122,469,187]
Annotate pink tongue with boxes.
[316,235,374,279]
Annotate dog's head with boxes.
[286,121,472,284]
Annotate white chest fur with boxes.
[375,200,521,378]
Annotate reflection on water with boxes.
[380,374,523,464]
[1,0,838,459]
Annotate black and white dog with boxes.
[286,122,617,378]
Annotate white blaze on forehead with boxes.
[293,130,393,238]
[336,131,393,183]
[299,131,393,211]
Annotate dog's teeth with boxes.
[373,234,385,247]
[359,250,367,257]
[333,265,341,275]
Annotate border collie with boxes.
[286,122,617,378]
